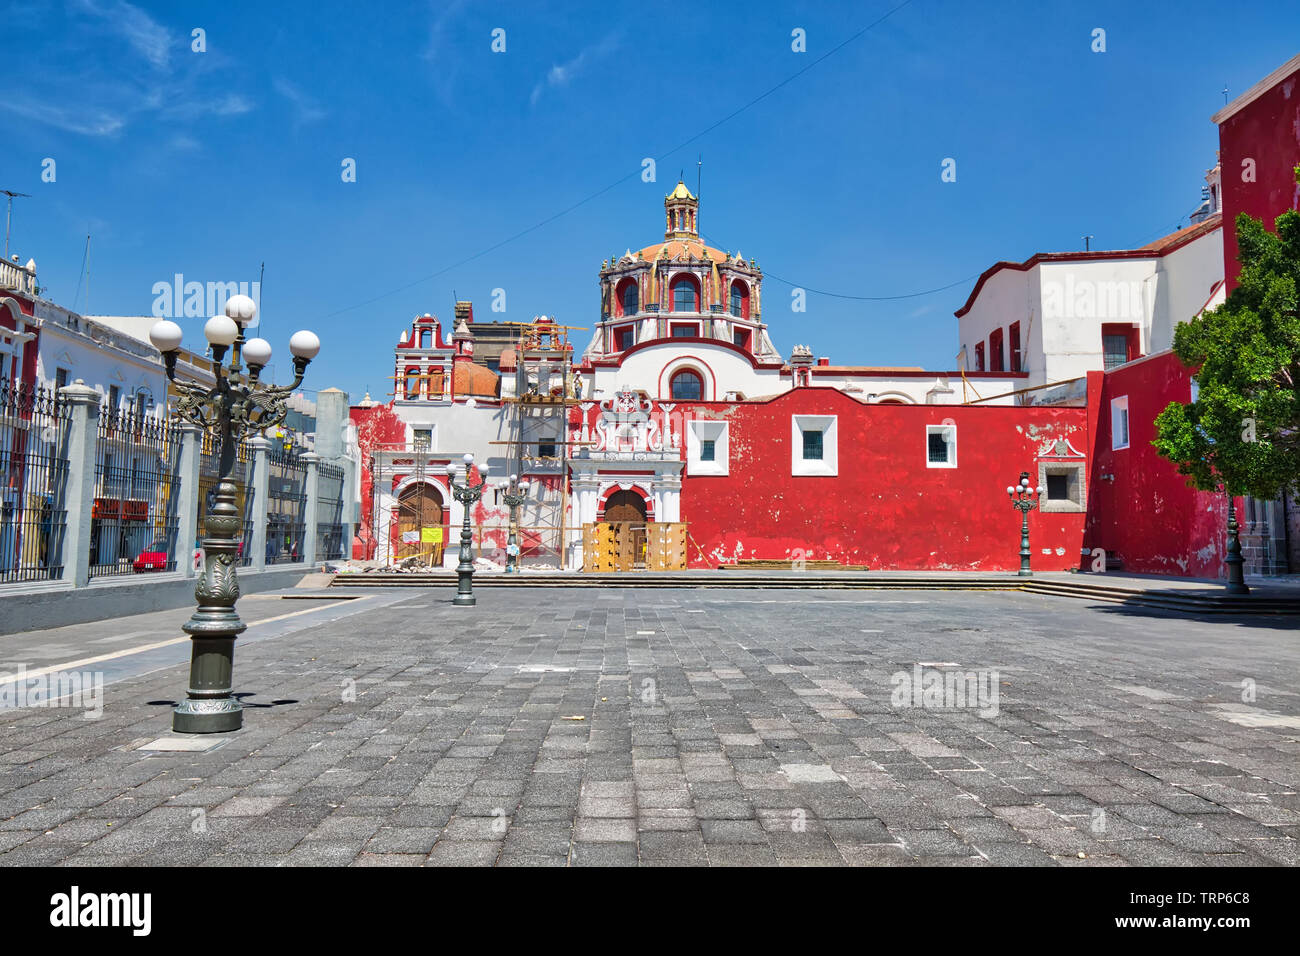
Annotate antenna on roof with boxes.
[1082,235,1093,252]
[697,155,702,199]
[73,232,90,312]
[1222,85,1229,104]
[1,189,32,260]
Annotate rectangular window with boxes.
[792,415,837,476]
[670,324,698,338]
[974,342,985,372]
[1039,462,1086,513]
[54,367,68,391]
[108,385,120,411]
[615,325,635,351]
[687,420,729,475]
[1102,334,1129,369]
[926,424,957,468]
[538,437,557,458]
[412,429,431,450]
[1009,322,1021,372]
[732,328,751,350]
[989,329,1004,372]
[1111,396,1129,449]
[1102,323,1138,369]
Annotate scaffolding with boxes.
[366,442,448,567]
[491,317,589,569]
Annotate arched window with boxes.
[617,278,639,317]
[729,281,749,318]
[671,275,699,312]
[670,369,703,401]
[404,368,421,399]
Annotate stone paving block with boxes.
[3,588,1297,868]
[426,840,500,866]
[573,818,636,842]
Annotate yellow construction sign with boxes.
[421,527,444,544]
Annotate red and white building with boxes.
[353,51,1300,577]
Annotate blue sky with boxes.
[3,0,1298,400]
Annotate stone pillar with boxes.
[176,423,203,579]
[302,452,320,566]
[249,435,271,571]
[58,380,102,588]
[312,387,354,561]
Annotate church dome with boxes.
[452,362,499,399]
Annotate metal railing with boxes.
[267,448,306,563]
[0,378,71,584]
[90,407,182,578]
[317,460,346,560]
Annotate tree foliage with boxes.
[1153,167,1300,499]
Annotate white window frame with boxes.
[791,415,837,476]
[408,424,437,451]
[1038,461,1086,513]
[687,420,728,476]
[1111,396,1130,450]
[925,424,957,468]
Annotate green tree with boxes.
[1153,167,1300,500]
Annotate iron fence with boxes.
[0,378,72,584]
[317,460,346,560]
[198,433,253,565]
[90,406,182,578]
[267,448,306,563]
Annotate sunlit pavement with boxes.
[1,588,1297,866]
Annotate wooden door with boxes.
[603,491,647,569]
[396,483,444,563]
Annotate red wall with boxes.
[1218,61,1300,290]
[671,388,1089,571]
[350,403,407,558]
[1082,353,1235,578]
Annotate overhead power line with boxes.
[322,0,916,319]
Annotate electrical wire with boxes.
[321,0,915,319]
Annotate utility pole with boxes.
[2,189,32,260]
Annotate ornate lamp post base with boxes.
[173,477,247,733]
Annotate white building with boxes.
[956,171,1224,396]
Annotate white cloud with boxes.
[71,0,172,71]
[530,32,621,107]
[0,96,125,136]
[273,78,327,126]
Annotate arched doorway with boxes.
[396,483,444,563]
[603,490,648,569]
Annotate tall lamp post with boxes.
[1224,493,1249,595]
[447,453,488,606]
[149,296,319,733]
[1007,471,1044,577]
[501,474,530,573]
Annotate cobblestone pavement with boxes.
[1,587,1298,866]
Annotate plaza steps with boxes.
[327,570,1300,616]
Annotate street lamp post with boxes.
[1007,471,1044,577]
[1224,493,1249,595]
[446,453,488,606]
[149,296,319,733]
[501,473,530,574]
